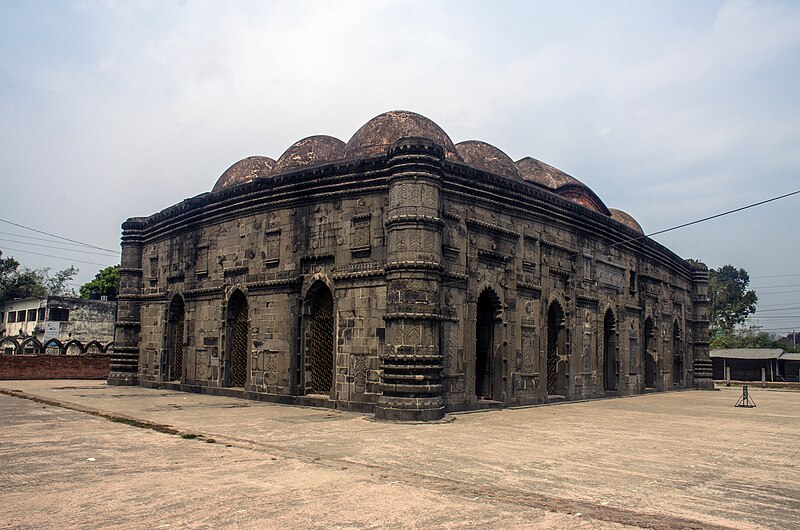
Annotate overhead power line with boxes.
[751,273,800,279]
[598,189,800,255]
[758,291,800,298]
[0,230,113,250]
[0,237,120,257]
[0,246,115,267]
[0,217,118,254]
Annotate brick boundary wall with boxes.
[0,355,111,380]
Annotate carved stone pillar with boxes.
[688,260,713,389]
[376,137,445,421]
[107,218,145,386]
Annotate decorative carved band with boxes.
[442,271,468,282]
[223,266,249,277]
[466,217,520,238]
[138,292,166,300]
[577,294,600,303]
[247,277,302,291]
[477,249,510,263]
[119,267,143,275]
[184,286,224,297]
[115,320,141,328]
[385,214,442,227]
[383,312,457,322]
[548,267,571,277]
[441,209,461,221]
[300,253,335,263]
[540,239,577,254]
[517,282,541,292]
[385,260,443,272]
[332,269,385,281]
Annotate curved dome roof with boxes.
[515,156,610,215]
[343,110,463,161]
[212,156,275,192]
[515,156,581,189]
[455,140,522,181]
[610,208,644,234]
[273,135,345,174]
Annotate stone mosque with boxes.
[108,110,713,421]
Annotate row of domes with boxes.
[211,110,643,234]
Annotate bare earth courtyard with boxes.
[0,382,798,529]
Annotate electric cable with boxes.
[586,189,800,256]
[0,230,116,251]
[0,237,119,257]
[0,217,118,253]
[0,246,114,267]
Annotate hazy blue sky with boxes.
[1,0,799,334]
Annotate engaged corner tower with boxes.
[375,137,446,421]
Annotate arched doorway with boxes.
[644,316,655,389]
[673,320,683,388]
[547,301,566,396]
[603,309,617,392]
[475,289,501,400]
[306,282,334,395]
[166,295,185,382]
[226,291,248,388]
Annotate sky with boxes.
[1,0,799,335]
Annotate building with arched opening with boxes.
[108,110,713,421]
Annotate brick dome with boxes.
[273,135,345,174]
[610,208,644,234]
[455,140,522,181]
[515,156,581,189]
[212,156,275,192]
[516,156,610,215]
[344,110,463,161]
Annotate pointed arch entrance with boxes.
[305,281,335,396]
[165,295,185,382]
[644,316,655,389]
[475,289,501,400]
[546,301,567,396]
[603,309,617,392]
[673,320,683,387]
[226,290,249,388]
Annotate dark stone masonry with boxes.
[108,110,713,421]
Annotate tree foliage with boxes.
[708,265,757,333]
[0,251,78,302]
[710,329,799,354]
[79,265,120,301]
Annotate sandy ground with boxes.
[0,381,798,530]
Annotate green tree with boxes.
[710,329,799,353]
[708,265,757,334]
[79,265,120,300]
[0,251,78,302]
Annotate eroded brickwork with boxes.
[109,111,712,420]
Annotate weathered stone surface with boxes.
[211,156,275,192]
[109,110,710,421]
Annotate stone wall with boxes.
[110,136,710,419]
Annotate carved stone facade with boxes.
[108,111,712,421]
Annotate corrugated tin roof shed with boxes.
[780,352,800,361]
[710,349,783,360]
